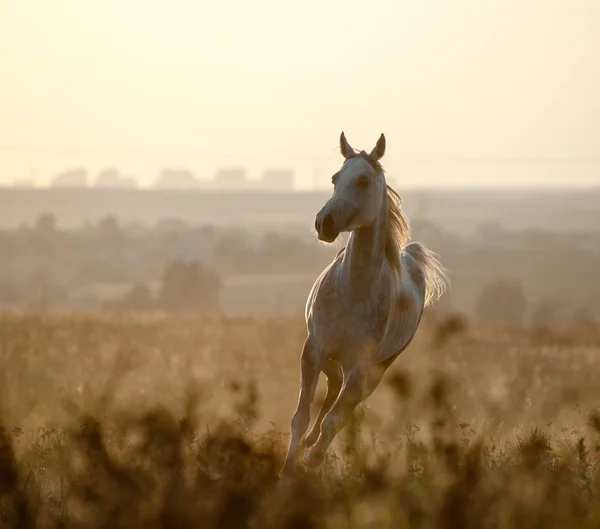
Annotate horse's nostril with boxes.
[314,216,320,232]
[323,214,334,232]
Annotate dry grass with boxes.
[1,311,600,528]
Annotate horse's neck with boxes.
[342,191,388,297]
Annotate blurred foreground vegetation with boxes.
[2,312,600,527]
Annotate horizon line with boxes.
[1,184,599,193]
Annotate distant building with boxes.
[260,168,294,191]
[51,168,88,188]
[95,168,137,188]
[214,168,250,190]
[154,168,201,190]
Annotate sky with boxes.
[0,0,599,188]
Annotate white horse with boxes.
[280,132,449,476]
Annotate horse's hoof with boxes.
[277,473,295,488]
[279,464,296,479]
[279,462,306,481]
[303,446,323,468]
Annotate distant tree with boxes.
[475,278,527,325]
[531,298,559,326]
[199,224,216,239]
[119,284,155,311]
[34,212,57,233]
[97,215,121,238]
[31,214,60,270]
[157,259,221,312]
[572,307,594,325]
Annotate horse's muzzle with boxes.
[315,213,338,242]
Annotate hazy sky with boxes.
[1,0,599,188]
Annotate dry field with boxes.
[2,311,600,528]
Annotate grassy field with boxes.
[1,311,600,527]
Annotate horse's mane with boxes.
[385,185,411,269]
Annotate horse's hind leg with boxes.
[303,362,385,469]
[280,337,321,477]
[304,359,343,448]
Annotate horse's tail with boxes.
[404,242,449,307]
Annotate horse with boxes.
[279,132,449,477]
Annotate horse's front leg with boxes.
[303,362,386,468]
[279,336,322,477]
[304,359,343,448]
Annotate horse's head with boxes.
[315,132,387,243]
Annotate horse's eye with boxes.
[356,174,371,187]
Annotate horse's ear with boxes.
[340,132,355,159]
[370,133,386,161]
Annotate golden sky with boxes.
[0,0,599,188]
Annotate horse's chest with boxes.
[311,287,390,354]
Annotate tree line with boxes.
[0,212,598,324]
